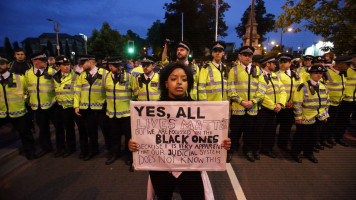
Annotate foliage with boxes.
[276,0,356,54]
[12,41,20,50]
[235,0,275,43]
[126,30,148,58]
[4,37,13,60]
[46,40,55,57]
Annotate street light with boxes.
[79,33,88,55]
[280,27,293,53]
[47,18,61,56]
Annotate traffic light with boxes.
[128,40,135,54]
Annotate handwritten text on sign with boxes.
[130,101,229,171]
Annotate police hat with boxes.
[312,56,326,63]
[238,46,255,55]
[252,55,264,64]
[308,64,327,73]
[303,55,314,61]
[31,52,47,61]
[55,55,71,65]
[177,41,191,52]
[140,56,156,65]
[261,56,277,64]
[212,41,226,51]
[0,57,9,64]
[78,55,95,65]
[334,55,353,64]
[277,53,293,62]
[107,57,125,67]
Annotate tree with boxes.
[4,37,13,60]
[59,40,64,55]
[276,0,356,54]
[24,40,33,57]
[88,22,126,59]
[65,40,71,58]
[146,0,230,59]
[13,41,20,50]
[146,20,165,58]
[46,40,55,56]
[235,0,275,43]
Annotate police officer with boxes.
[297,55,313,76]
[322,55,349,147]
[292,64,329,163]
[255,56,287,159]
[276,53,301,151]
[105,57,133,165]
[25,52,58,157]
[132,56,160,101]
[227,46,266,162]
[0,57,36,159]
[198,41,228,101]
[53,56,78,157]
[131,59,144,78]
[9,48,31,75]
[162,40,199,100]
[74,55,110,161]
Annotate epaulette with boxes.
[53,70,62,83]
[297,83,305,92]
[203,64,209,69]
[251,64,258,78]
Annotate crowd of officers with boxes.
[0,41,355,167]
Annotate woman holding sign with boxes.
[129,63,231,200]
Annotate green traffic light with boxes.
[128,47,134,54]
[188,54,192,58]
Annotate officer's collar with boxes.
[283,69,291,76]
[212,61,222,68]
[144,72,154,80]
[88,66,98,76]
[1,71,10,79]
[310,79,319,86]
[262,69,270,76]
[34,67,45,75]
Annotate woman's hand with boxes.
[221,138,231,150]
[129,139,138,152]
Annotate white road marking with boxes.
[226,163,246,200]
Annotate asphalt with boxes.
[1,122,356,200]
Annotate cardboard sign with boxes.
[130,101,229,171]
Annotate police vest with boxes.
[0,73,27,118]
[131,66,144,78]
[105,72,132,118]
[198,62,227,101]
[25,67,56,110]
[261,72,287,110]
[293,81,329,124]
[227,64,266,115]
[54,70,79,109]
[344,67,356,102]
[324,68,345,106]
[276,70,301,104]
[132,73,160,101]
[74,68,108,110]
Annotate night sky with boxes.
[0,0,321,52]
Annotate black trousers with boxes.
[277,108,294,147]
[32,105,60,151]
[76,109,108,155]
[323,105,343,141]
[149,171,204,200]
[229,114,257,153]
[0,113,35,155]
[291,120,322,156]
[56,107,76,151]
[107,116,131,156]
[255,107,277,152]
[339,101,355,138]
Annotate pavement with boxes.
[1,122,356,200]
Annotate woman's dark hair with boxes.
[159,62,194,99]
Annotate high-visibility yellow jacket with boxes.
[260,72,287,110]
[53,70,79,109]
[293,81,329,124]
[198,62,228,101]
[131,66,144,78]
[132,73,160,101]
[344,67,356,102]
[162,59,199,100]
[276,70,301,104]
[105,71,133,118]
[74,67,109,110]
[227,64,266,115]
[324,68,345,106]
[0,73,27,118]
[25,67,56,110]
